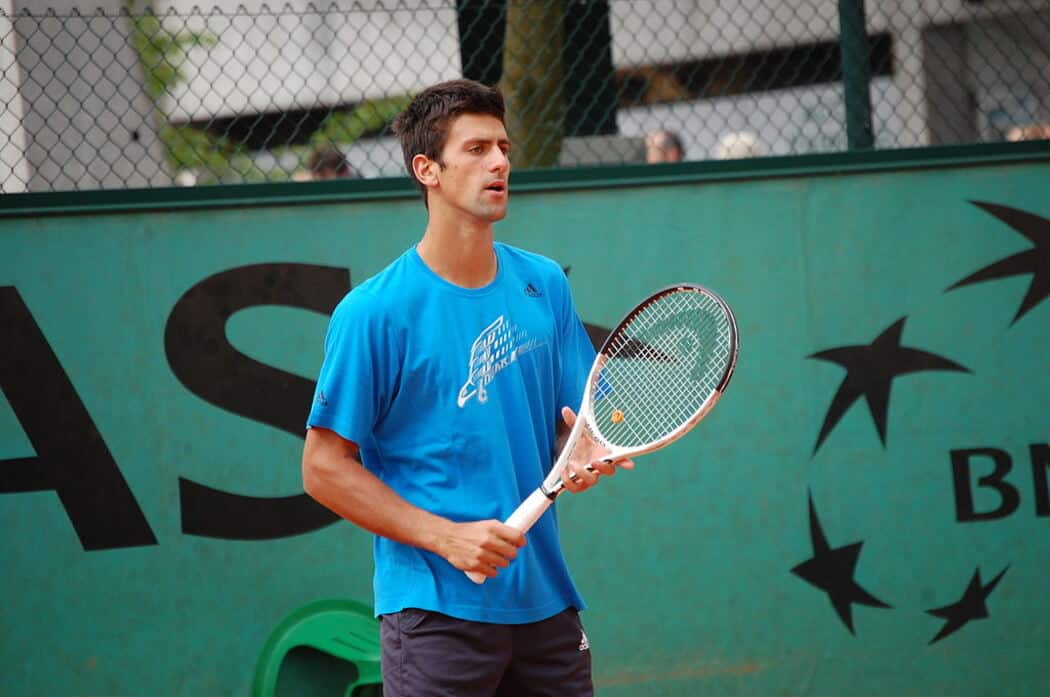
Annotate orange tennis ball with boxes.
[611,409,624,424]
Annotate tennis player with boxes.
[302,79,630,696]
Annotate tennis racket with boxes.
[466,283,739,583]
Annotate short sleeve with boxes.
[306,290,397,446]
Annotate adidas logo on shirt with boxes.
[524,283,543,297]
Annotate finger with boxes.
[459,553,499,577]
[561,405,576,427]
[588,460,617,477]
[494,525,527,548]
[597,457,635,472]
[566,465,599,492]
[480,551,512,569]
[563,466,586,493]
[481,535,521,559]
[579,464,601,487]
[564,467,581,491]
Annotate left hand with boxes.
[559,406,635,493]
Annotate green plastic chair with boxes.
[252,598,382,697]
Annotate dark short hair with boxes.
[391,79,505,201]
[308,146,353,178]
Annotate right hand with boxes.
[439,520,526,579]
[559,406,635,494]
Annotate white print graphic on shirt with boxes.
[457,315,545,408]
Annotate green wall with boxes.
[2,149,1048,695]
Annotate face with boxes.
[645,133,681,164]
[420,113,511,223]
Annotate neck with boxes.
[416,207,497,288]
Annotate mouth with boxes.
[484,181,507,195]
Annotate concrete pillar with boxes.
[9,0,171,192]
[921,23,977,145]
[0,0,30,193]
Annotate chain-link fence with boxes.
[1,0,1048,193]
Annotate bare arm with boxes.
[302,426,525,578]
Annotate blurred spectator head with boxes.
[307,146,355,180]
[645,129,684,163]
[715,131,764,159]
[1005,123,1050,142]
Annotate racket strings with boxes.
[591,289,733,449]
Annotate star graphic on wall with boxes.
[926,565,1009,645]
[563,264,666,358]
[791,492,891,635]
[808,317,970,454]
[946,201,1050,324]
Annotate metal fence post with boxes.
[838,0,874,149]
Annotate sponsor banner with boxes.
[2,161,1048,695]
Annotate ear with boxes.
[412,153,439,189]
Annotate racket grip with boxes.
[505,488,554,533]
[464,488,554,585]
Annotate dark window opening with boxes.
[616,33,894,106]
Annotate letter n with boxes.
[1031,443,1050,517]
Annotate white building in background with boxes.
[0,0,171,192]
[151,0,464,179]
[611,0,1050,160]
[1,0,1046,190]
[155,0,463,124]
[159,0,1048,170]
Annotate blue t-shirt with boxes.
[307,242,596,623]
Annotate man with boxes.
[301,79,630,696]
[644,128,684,163]
[307,146,356,180]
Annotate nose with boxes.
[489,147,510,174]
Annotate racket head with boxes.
[582,283,738,457]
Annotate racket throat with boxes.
[541,480,566,500]
[543,461,604,500]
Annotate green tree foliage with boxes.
[127,4,411,183]
[126,3,256,182]
[310,95,414,150]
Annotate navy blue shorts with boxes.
[379,607,593,697]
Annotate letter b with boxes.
[950,447,1020,522]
